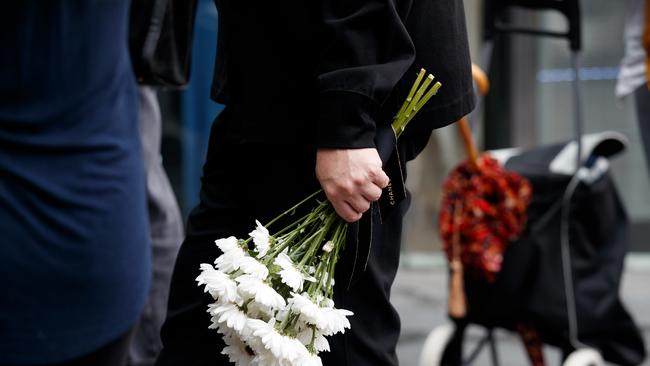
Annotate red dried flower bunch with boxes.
[439,154,532,282]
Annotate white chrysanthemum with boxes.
[215,246,247,274]
[222,334,254,366]
[320,307,353,336]
[288,293,326,328]
[247,319,309,362]
[236,275,287,310]
[196,264,242,304]
[297,327,330,353]
[215,236,240,253]
[249,220,271,258]
[214,323,237,339]
[208,314,221,330]
[274,253,306,291]
[239,256,269,280]
[247,319,284,359]
[208,303,249,333]
[299,352,324,366]
[322,240,334,253]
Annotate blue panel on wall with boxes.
[179,0,224,213]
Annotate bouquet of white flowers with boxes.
[197,69,441,366]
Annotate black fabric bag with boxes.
[457,134,646,365]
[129,0,198,88]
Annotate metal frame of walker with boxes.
[419,1,607,365]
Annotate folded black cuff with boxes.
[317,91,379,149]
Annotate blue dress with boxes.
[0,1,151,363]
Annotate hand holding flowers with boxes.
[197,69,441,365]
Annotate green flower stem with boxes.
[268,205,322,238]
[280,312,300,335]
[307,325,317,353]
[304,220,342,297]
[293,224,329,265]
[298,211,337,268]
[319,255,334,297]
[396,81,442,138]
[391,69,443,139]
[263,203,329,263]
[414,81,442,111]
[394,74,434,135]
[306,218,345,298]
[325,223,346,298]
[263,189,323,229]
[264,229,307,265]
[394,74,432,128]
[395,68,426,120]
[308,257,329,297]
[295,227,325,261]
[287,216,328,261]
[279,201,328,242]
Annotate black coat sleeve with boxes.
[317,0,416,149]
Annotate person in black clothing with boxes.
[155,1,474,365]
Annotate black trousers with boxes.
[155,111,407,366]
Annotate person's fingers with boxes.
[322,184,364,222]
[370,168,390,189]
[361,183,383,202]
[346,193,371,214]
[315,148,388,222]
[331,199,363,223]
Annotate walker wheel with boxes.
[419,323,456,366]
[562,348,605,366]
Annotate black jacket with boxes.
[211,0,474,152]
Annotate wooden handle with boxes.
[448,201,467,319]
[471,64,490,96]
[455,64,489,168]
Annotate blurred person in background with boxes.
[127,84,184,366]
[126,0,190,364]
[617,0,650,175]
[0,1,150,365]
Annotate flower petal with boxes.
[249,220,271,258]
[196,264,242,304]
[236,275,287,310]
[215,236,240,252]
[239,256,269,280]
[288,293,326,328]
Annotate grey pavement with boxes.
[393,253,650,366]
